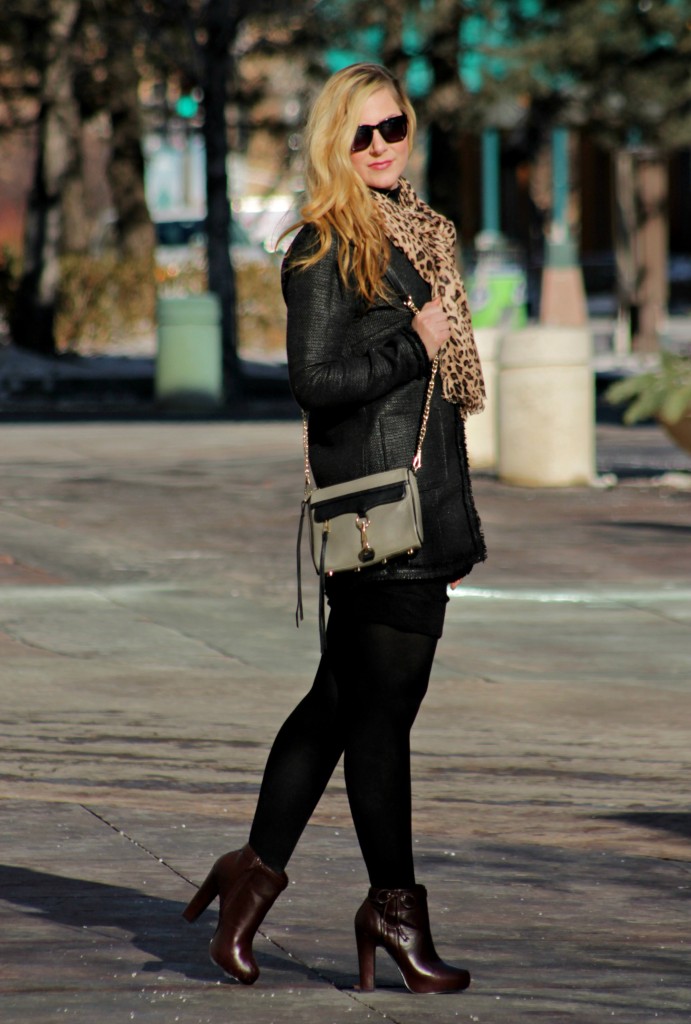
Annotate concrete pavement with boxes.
[1,420,690,1023]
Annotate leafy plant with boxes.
[605,352,691,425]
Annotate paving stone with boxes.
[0,421,690,1024]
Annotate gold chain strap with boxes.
[402,294,438,473]
[302,291,438,486]
[412,353,439,472]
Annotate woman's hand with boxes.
[412,296,451,360]
[449,578,464,590]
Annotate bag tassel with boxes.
[318,525,329,654]
[295,498,308,628]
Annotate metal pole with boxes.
[482,128,501,238]
[552,126,569,241]
[546,127,577,266]
[539,127,588,324]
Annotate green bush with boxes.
[605,352,691,425]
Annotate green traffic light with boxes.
[176,95,198,118]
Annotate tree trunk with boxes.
[612,148,636,353]
[378,0,407,82]
[427,124,463,227]
[105,3,156,263]
[202,0,238,400]
[12,0,81,355]
[632,152,668,354]
[61,119,90,255]
[99,1,156,335]
[424,0,465,228]
[612,148,669,354]
[109,97,156,260]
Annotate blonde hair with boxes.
[286,63,416,303]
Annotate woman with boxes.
[183,63,486,995]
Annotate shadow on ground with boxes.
[0,864,310,985]
[604,811,691,843]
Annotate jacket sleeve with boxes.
[284,233,429,411]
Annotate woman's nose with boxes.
[369,129,387,154]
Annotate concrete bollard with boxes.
[497,325,595,487]
[156,293,223,410]
[465,327,502,470]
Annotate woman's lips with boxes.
[368,160,393,170]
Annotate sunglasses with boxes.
[351,114,408,153]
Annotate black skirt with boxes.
[325,573,450,638]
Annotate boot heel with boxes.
[182,869,219,922]
[355,885,471,995]
[183,845,288,984]
[356,928,376,992]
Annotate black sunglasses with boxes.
[351,114,408,153]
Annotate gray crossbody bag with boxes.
[296,266,438,651]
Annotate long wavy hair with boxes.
[286,63,416,303]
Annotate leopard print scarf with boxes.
[371,178,485,417]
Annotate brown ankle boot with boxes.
[183,844,288,984]
[355,885,471,994]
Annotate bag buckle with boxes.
[356,515,375,563]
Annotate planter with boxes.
[497,325,594,487]
[659,414,691,456]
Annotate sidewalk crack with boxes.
[80,804,405,1017]
[80,804,192,885]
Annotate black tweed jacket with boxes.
[284,225,486,582]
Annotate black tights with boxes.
[248,613,437,888]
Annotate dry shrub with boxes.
[56,253,157,352]
[0,246,21,332]
[235,259,286,356]
[40,252,286,356]
[154,255,286,356]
